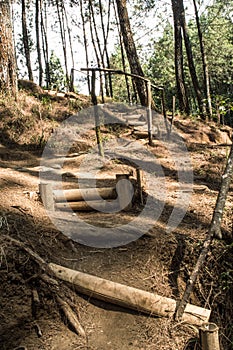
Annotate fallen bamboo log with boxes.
[55,199,119,211]
[39,183,54,211]
[49,263,211,326]
[53,187,116,202]
[127,121,146,126]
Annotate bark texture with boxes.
[115,0,147,106]
[0,0,17,95]
[22,0,33,81]
[171,0,190,114]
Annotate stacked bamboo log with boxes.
[39,173,134,212]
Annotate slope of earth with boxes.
[0,91,232,350]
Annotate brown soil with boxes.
[0,92,232,350]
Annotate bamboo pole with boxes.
[56,199,118,212]
[116,174,133,210]
[39,183,54,211]
[91,70,104,157]
[146,81,153,146]
[53,187,116,202]
[136,168,143,204]
[161,89,170,136]
[49,263,211,326]
[199,323,220,350]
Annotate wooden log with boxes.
[167,182,209,193]
[116,174,133,210]
[136,168,143,204]
[56,200,118,212]
[127,121,146,126]
[146,80,153,146]
[53,187,116,202]
[49,263,211,326]
[199,323,220,350]
[133,131,150,139]
[39,183,54,211]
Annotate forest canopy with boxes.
[0,0,232,121]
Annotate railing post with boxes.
[199,323,220,350]
[146,81,153,146]
[91,70,104,158]
[39,183,54,211]
[161,89,170,137]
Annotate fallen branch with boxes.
[56,295,86,337]
[31,288,40,319]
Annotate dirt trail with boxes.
[0,113,232,349]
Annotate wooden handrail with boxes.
[80,67,164,92]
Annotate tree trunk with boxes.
[80,0,91,94]
[88,2,104,101]
[22,0,33,81]
[193,0,212,119]
[62,2,75,92]
[55,0,70,90]
[35,0,43,86]
[99,0,113,97]
[88,0,107,99]
[115,0,147,106]
[171,0,190,114]
[0,0,17,95]
[40,0,50,88]
[113,0,131,103]
[91,70,104,157]
[178,0,204,117]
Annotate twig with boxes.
[56,295,86,337]
[33,322,43,337]
[32,288,40,319]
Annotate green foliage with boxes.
[48,51,65,90]
[109,46,133,103]
[145,23,175,110]
[144,1,233,115]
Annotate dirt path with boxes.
[0,117,232,349]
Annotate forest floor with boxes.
[0,88,233,350]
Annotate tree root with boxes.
[1,234,86,338]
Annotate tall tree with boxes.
[171,0,190,114]
[113,0,131,103]
[0,0,17,95]
[88,0,106,97]
[55,0,70,89]
[99,0,113,97]
[178,0,204,116]
[35,0,43,86]
[22,0,33,81]
[40,0,50,88]
[80,0,91,94]
[193,0,212,119]
[115,0,147,106]
[62,2,75,91]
